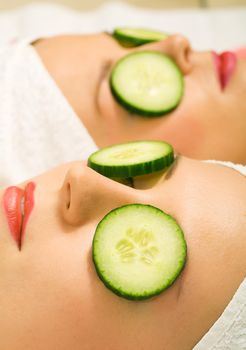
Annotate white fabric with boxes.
[194,279,246,349]
[0,40,97,187]
[0,2,245,51]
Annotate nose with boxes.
[60,163,141,226]
[136,34,193,75]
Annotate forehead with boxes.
[85,32,128,54]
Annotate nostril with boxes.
[184,44,191,59]
[170,34,192,74]
[61,162,94,226]
[183,45,192,67]
[66,182,71,209]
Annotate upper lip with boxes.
[3,182,35,250]
[212,51,237,90]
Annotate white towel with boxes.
[0,40,97,187]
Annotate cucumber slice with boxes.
[88,140,174,178]
[110,51,184,117]
[93,204,187,300]
[113,27,168,47]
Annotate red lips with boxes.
[212,51,237,90]
[3,182,35,250]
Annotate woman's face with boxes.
[34,33,246,163]
[0,159,245,350]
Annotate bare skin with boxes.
[33,33,246,163]
[0,158,245,349]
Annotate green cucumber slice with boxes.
[87,140,174,178]
[110,51,184,117]
[113,27,168,47]
[93,204,187,300]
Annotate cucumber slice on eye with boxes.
[113,27,169,47]
[110,51,184,117]
[92,204,187,300]
[87,140,174,178]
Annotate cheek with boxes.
[98,77,206,157]
[158,113,206,157]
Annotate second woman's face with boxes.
[34,33,246,164]
[0,158,245,350]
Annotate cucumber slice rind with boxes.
[92,204,187,300]
[113,27,169,47]
[88,140,174,178]
[110,51,184,117]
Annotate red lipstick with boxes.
[3,182,35,250]
[212,51,237,90]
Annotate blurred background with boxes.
[0,0,246,9]
[0,0,245,51]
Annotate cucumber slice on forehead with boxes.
[110,51,184,117]
[93,204,187,300]
[113,27,169,47]
[87,140,174,178]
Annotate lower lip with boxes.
[3,182,35,250]
[212,51,237,90]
